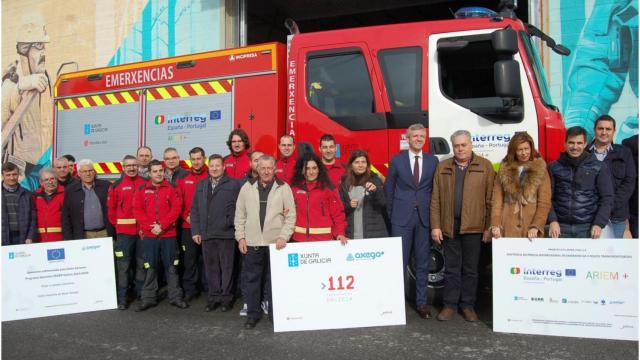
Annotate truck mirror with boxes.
[492,28,518,55]
[429,137,450,155]
[494,60,521,98]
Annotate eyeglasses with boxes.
[30,42,45,50]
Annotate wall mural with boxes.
[1,0,222,189]
[547,0,638,142]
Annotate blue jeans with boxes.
[608,220,626,239]
[559,223,592,238]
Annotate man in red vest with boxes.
[107,155,147,310]
[276,135,296,184]
[223,128,251,179]
[133,160,187,311]
[34,168,64,242]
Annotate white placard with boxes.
[270,237,406,332]
[2,237,117,321]
[493,237,638,340]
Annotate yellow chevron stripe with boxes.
[65,99,77,109]
[145,91,156,101]
[57,102,64,110]
[191,83,207,96]
[173,85,189,98]
[227,79,233,86]
[157,87,172,99]
[191,84,207,95]
[184,160,192,167]
[93,163,105,174]
[370,164,380,174]
[92,95,105,106]
[78,97,91,108]
[121,91,135,103]
[106,162,119,173]
[210,81,226,94]
[106,93,119,104]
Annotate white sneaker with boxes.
[261,301,269,315]
[239,303,247,316]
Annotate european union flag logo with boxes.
[47,248,65,261]
[288,253,299,267]
[565,269,576,277]
[83,124,91,135]
[210,110,221,120]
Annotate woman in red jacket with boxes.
[291,148,348,243]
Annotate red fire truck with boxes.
[53,5,568,177]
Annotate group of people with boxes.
[1,115,637,329]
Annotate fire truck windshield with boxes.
[520,31,556,110]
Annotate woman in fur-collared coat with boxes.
[491,132,552,239]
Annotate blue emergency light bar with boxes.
[454,7,498,19]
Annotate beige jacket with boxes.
[234,178,296,246]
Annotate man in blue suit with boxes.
[384,123,439,319]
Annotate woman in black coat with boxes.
[339,149,389,239]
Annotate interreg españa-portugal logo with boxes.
[288,253,299,267]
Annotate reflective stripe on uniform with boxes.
[173,259,180,266]
[114,251,124,257]
[294,226,331,235]
[117,218,137,225]
[37,227,62,233]
[144,262,150,269]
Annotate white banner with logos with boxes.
[493,238,638,340]
[270,237,406,332]
[2,237,117,321]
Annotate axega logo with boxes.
[346,251,385,261]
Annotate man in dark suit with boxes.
[62,159,113,240]
[384,123,439,319]
[622,134,638,238]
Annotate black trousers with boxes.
[442,230,482,309]
[241,246,273,320]
[140,237,183,304]
[202,238,236,305]
[114,233,137,304]
[181,228,205,297]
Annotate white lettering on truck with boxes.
[105,65,175,88]
[287,60,296,136]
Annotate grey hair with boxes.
[407,123,426,135]
[77,159,94,169]
[38,167,56,179]
[54,156,69,165]
[450,130,472,143]
[257,154,276,166]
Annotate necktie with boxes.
[413,155,420,185]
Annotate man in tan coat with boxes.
[235,154,296,329]
[430,130,494,322]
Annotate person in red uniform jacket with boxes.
[176,147,208,301]
[33,168,64,242]
[223,128,251,180]
[107,155,147,310]
[275,135,296,184]
[133,160,188,311]
[291,147,348,243]
[319,134,345,187]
